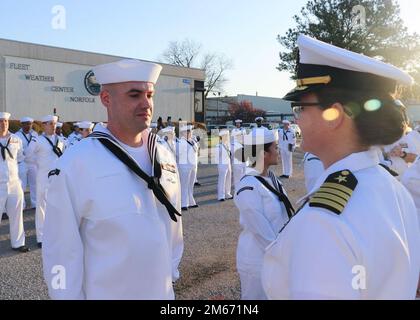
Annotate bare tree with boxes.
[161,39,233,98]
[201,53,233,98]
[161,39,201,68]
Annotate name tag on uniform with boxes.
[161,163,177,173]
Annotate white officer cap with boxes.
[282,120,291,125]
[235,119,243,123]
[219,129,230,137]
[243,128,277,146]
[20,116,33,123]
[56,122,63,128]
[284,34,414,101]
[78,121,94,130]
[255,117,264,122]
[93,59,163,85]
[41,115,58,123]
[0,112,11,120]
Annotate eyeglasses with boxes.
[291,102,322,118]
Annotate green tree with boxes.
[278,0,420,99]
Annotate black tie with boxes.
[0,137,13,161]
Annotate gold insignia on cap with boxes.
[309,169,358,215]
[296,75,332,87]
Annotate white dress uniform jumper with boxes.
[278,127,296,177]
[26,133,65,243]
[216,140,233,201]
[0,133,26,248]
[235,169,294,300]
[176,136,198,209]
[15,128,38,208]
[42,125,183,299]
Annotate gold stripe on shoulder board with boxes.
[309,170,358,215]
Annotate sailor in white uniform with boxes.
[160,126,177,158]
[42,59,183,300]
[26,115,66,247]
[230,119,246,144]
[216,130,233,201]
[302,152,324,193]
[231,130,247,192]
[68,121,94,147]
[278,120,296,178]
[261,35,420,300]
[16,116,38,209]
[55,122,69,148]
[234,129,294,300]
[0,112,29,252]
[67,122,81,145]
[176,125,198,210]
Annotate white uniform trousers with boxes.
[280,149,293,176]
[217,164,232,200]
[19,164,37,209]
[0,182,25,248]
[179,165,196,208]
[35,170,49,243]
[232,164,246,193]
[239,271,268,300]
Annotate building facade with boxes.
[0,38,206,122]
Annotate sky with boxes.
[1,0,420,98]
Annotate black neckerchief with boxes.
[89,131,181,223]
[241,172,295,219]
[186,139,198,153]
[43,135,63,157]
[0,136,13,161]
[20,130,33,145]
[282,129,289,141]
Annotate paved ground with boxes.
[0,151,308,300]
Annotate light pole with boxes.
[213,91,221,124]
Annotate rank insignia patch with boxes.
[309,170,358,215]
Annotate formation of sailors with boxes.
[0,116,96,250]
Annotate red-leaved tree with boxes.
[226,101,266,123]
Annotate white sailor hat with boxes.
[41,115,58,123]
[255,117,264,122]
[415,125,420,132]
[235,119,243,123]
[20,116,34,123]
[243,128,277,146]
[284,34,414,101]
[219,129,230,137]
[180,125,194,132]
[78,121,94,130]
[150,122,158,129]
[0,112,11,120]
[92,59,162,85]
[161,126,175,134]
[56,122,63,128]
[282,120,291,125]
[73,122,80,128]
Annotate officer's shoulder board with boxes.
[309,170,358,215]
